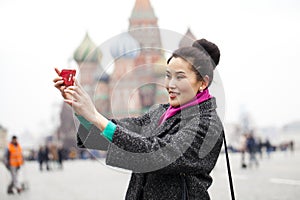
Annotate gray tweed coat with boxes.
[77,97,224,200]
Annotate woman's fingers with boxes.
[65,85,82,96]
[64,88,80,99]
[54,67,76,102]
[53,74,64,91]
[53,68,64,89]
[64,99,73,106]
[70,79,86,96]
[54,80,64,88]
[53,76,63,83]
[54,80,67,98]
[64,99,79,107]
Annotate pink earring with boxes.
[199,87,203,92]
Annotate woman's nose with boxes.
[167,78,176,89]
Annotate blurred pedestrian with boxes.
[37,145,50,171]
[44,145,50,170]
[256,137,263,159]
[265,138,272,158]
[37,146,44,171]
[4,136,24,194]
[240,134,247,168]
[290,140,294,153]
[57,146,64,169]
[246,133,259,168]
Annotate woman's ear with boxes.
[199,75,209,92]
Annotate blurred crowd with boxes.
[25,144,107,170]
[228,131,295,169]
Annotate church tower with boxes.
[127,0,166,110]
[128,0,162,65]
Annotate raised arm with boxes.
[106,112,223,174]
[76,110,154,151]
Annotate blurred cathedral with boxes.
[56,0,197,149]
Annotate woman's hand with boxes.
[53,68,72,100]
[63,79,99,124]
[53,68,109,130]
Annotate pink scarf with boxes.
[158,89,212,125]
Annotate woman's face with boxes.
[165,57,202,107]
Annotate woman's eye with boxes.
[176,76,184,80]
[165,74,171,79]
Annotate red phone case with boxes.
[60,69,76,86]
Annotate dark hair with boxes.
[167,38,220,86]
[12,135,17,140]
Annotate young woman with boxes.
[54,39,224,200]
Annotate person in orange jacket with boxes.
[4,135,24,194]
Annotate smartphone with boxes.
[60,69,76,86]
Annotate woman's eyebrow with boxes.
[165,69,186,74]
[175,71,186,74]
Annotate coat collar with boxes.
[160,97,217,119]
[153,97,217,136]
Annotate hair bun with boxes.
[192,39,220,68]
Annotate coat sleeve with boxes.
[106,113,224,174]
[76,109,153,151]
[77,124,109,151]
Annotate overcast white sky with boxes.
[0,0,300,144]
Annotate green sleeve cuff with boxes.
[75,114,93,131]
[76,113,116,142]
[102,121,116,142]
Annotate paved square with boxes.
[1,151,299,199]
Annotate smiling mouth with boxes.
[169,91,179,99]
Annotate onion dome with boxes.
[179,28,197,48]
[110,32,140,59]
[73,32,102,63]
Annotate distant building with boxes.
[279,121,300,150]
[282,121,300,132]
[56,0,197,149]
